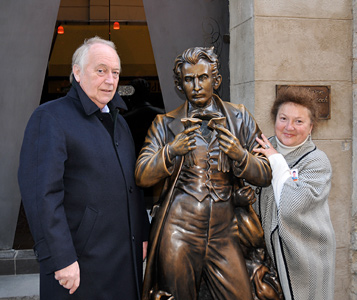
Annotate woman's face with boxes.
[275,102,313,147]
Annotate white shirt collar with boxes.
[101,105,110,113]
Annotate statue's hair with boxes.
[173,46,220,89]
[70,36,121,83]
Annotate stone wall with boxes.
[351,1,357,298]
[230,0,353,298]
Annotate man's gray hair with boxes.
[70,36,121,83]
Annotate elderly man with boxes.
[18,36,149,299]
[135,46,272,300]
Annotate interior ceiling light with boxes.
[113,22,120,30]
[57,25,64,34]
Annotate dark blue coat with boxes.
[18,79,149,299]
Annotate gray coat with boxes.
[255,136,336,300]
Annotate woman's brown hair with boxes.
[271,86,319,126]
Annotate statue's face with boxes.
[180,59,215,108]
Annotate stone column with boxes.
[0,0,60,251]
[351,1,357,298]
[228,1,255,112]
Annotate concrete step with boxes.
[0,250,39,276]
[0,274,39,300]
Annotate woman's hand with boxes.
[253,133,278,158]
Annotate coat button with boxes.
[129,186,134,193]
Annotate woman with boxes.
[253,86,336,300]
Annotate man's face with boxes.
[180,59,218,108]
[73,43,120,109]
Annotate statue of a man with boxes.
[135,46,272,300]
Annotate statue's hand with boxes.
[168,125,200,159]
[215,125,245,162]
[233,185,256,207]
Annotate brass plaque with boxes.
[276,85,331,120]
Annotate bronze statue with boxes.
[135,46,282,300]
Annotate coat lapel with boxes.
[167,101,188,136]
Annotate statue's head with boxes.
[173,47,222,108]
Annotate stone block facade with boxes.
[230,0,354,298]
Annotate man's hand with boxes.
[54,261,80,294]
[168,125,200,159]
[143,241,148,260]
[215,125,245,162]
